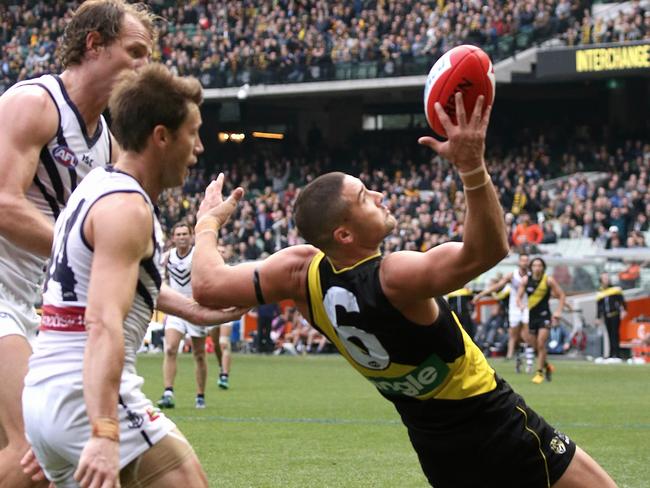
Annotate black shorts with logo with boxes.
[529,310,551,334]
[393,376,576,488]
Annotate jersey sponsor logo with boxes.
[368,353,449,397]
[52,145,79,168]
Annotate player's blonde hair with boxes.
[58,0,157,67]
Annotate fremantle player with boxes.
[0,2,156,486]
[474,253,531,363]
[157,221,235,409]
[22,64,243,487]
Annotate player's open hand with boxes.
[196,172,245,228]
[418,92,491,173]
[193,305,250,326]
[74,437,120,488]
[21,447,54,486]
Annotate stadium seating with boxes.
[1,0,587,90]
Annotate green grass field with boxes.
[137,353,650,487]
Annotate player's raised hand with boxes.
[418,92,491,173]
[74,437,120,488]
[196,173,244,228]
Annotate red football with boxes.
[424,45,495,139]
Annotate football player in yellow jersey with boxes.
[518,257,566,384]
[191,94,616,488]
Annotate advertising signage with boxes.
[536,41,650,80]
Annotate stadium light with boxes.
[218,132,245,143]
[252,131,284,140]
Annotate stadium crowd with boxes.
[560,0,650,45]
[156,134,650,264]
[1,0,589,91]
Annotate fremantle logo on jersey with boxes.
[53,145,79,168]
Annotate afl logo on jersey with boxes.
[53,145,79,168]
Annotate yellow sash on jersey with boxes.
[307,252,496,401]
[527,274,549,311]
[596,286,623,301]
[446,288,473,298]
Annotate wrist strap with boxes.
[459,166,490,191]
[458,165,486,177]
[195,217,220,235]
[91,417,119,442]
[196,229,218,239]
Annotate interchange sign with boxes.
[536,41,650,80]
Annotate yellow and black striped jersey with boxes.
[525,273,551,320]
[306,251,496,404]
[597,286,626,319]
[445,288,473,319]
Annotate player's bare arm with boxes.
[160,250,170,284]
[381,93,508,304]
[156,283,248,326]
[473,272,513,302]
[75,193,153,488]
[548,276,566,322]
[192,174,317,309]
[0,86,59,256]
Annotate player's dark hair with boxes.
[530,257,546,271]
[171,220,192,235]
[109,63,203,153]
[294,172,349,250]
[58,0,157,68]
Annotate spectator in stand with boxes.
[270,307,295,354]
[606,226,624,249]
[512,213,544,247]
[547,322,571,355]
[541,221,558,243]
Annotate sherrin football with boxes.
[424,45,495,139]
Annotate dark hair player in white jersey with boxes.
[157,221,236,409]
[0,2,155,486]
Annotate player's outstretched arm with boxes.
[473,273,512,302]
[382,93,508,301]
[156,283,249,325]
[192,173,317,309]
[0,87,59,256]
[74,193,153,488]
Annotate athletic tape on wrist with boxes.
[91,417,120,442]
[195,217,219,235]
[460,166,490,191]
